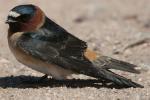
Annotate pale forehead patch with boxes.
[8,11,21,18]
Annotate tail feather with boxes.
[93,68,143,88]
[89,56,143,88]
[61,55,143,88]
[93,56,140,74]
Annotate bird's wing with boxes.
[17,31,93,74]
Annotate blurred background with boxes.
[0,0,150,99]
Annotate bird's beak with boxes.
[5,17,17,24]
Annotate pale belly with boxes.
[8,37,73,80]
[11,47,73,79]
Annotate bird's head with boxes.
[6,4,45,32]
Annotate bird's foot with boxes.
[36,74,48,83]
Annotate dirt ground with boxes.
[0,0,150,100]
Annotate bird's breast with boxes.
[8,32,73,79]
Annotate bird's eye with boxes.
[17,14,31,22]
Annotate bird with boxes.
[6,4,143,88]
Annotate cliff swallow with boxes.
[6,4,143,88]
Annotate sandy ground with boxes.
[0,0,150,100]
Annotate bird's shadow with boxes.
[0,75,129,89]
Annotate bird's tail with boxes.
[90,56,143,88]
[92,68,143,88]
[93,56,140,73]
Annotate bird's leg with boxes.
[38,74,48,82]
